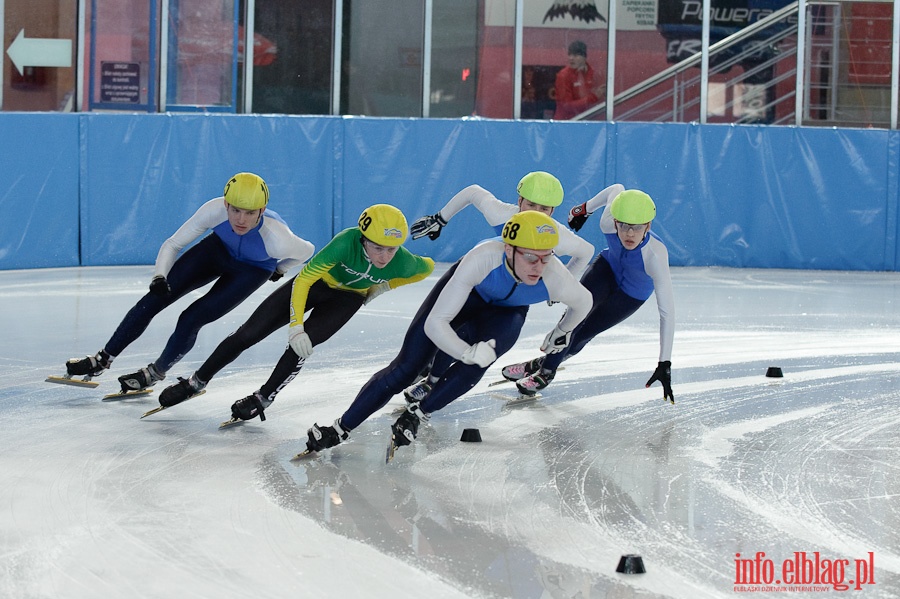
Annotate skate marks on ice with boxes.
[256,355,900,598]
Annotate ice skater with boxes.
[55,173,314,394]
[501,188,675,403]
[156,204,435,424]
[401,171,594,403]
[299,210,593,459]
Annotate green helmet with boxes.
[609,190,656,224]
[516,171,564,207]
[358,204,409,247]
[501,210,559,251]
[224,173,269,211]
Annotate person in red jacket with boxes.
[554,40,604,120]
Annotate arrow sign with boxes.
[6,29,72,75]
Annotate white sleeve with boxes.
[599,199,617,235]
[643,240,675,362]
[153,198,225,278]
[437,185,517,227]
[423,244,499,359]
[585,183,625,215]
[554,225,595,280]
[544,260,593,331]
[260,219,315,274]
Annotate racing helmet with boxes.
[501,210,560,251]
[223,173,269,211]
[516,171,564,208]
[358,204,409,247]
[609,190,656,224]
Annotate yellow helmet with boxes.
[609,190,656,224]
[516,171,564,207]
[224,173,269,211]
[358,204,408,247]
[501,210,559,251]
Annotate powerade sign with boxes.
[657,0,792,63]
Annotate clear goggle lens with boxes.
[615,221,648,234]
[517,249,554,264]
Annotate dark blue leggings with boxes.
[104,235,271,373]
[340,263,528,430]
[541,255,645,372]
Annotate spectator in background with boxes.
[554,40,604,120]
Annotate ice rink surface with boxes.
[1,263,899,598]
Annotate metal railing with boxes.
[575,3,802,123]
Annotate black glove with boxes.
[410,213,447,240]
[567,202,591,232]
[269,270,284,282]
[149,275,170,296]
[646,361,673,404]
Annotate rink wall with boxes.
[1,112,897,272]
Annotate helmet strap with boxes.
[505,246,524,283]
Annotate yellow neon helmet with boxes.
[516,171,564,207]
[358,204,408,247]
[501,210,559,250]
[223,173,269,211]
[609,190,656,224]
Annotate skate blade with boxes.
[490,391,541,404]
[46,375,100,388]
[102,389,153,401]
[218,418,243,429]
[291,448,315,460]
[385,437,398,464]
[140,390,206,418]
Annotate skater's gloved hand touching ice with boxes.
[149,275,170,296]
[460,339,496,368]
[646,361,673,404]
[289,325,314,359]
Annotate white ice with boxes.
[1,264,899,598]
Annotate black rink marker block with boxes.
[460,428,482,442]
[616,554,646,574]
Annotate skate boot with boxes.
[390,402,429,447]
[231,392,274,422]
[515,368,556,397]
[158,374,205,407]
[403,377,433,404]
[501,357,543,382]
[65,350,112,378]
[305,419,350,453]
[118,363,165,393]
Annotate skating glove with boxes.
[540,325,572,354]
[460,339,497,368]
[149,275,170,296]
[269,270,284,282]
[364,281,391,305]
[646,361,674,404]
[289,326,314,359]
[410,212,448,240]
[567,202,592,232]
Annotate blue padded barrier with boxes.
[0,114,79,269]
[0,113,897,272]
[79,114,336,266]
